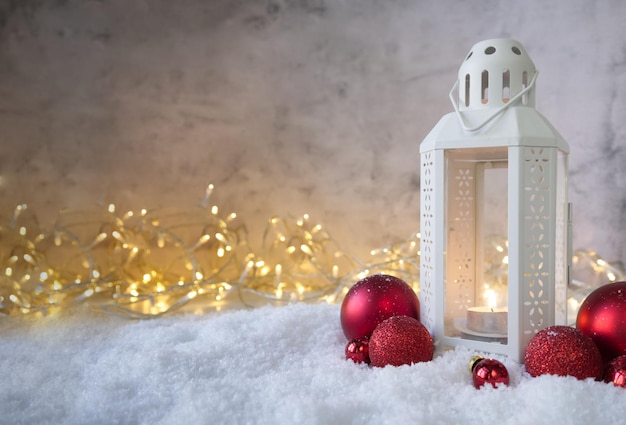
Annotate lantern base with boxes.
[434,333,518,362]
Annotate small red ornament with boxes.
[524,325,603,380]
[368,315,433,367]
[604,355,626,388]
[340,274,420,340]
[469,356,509,389]
[345,338,370,364]
[576,281,626,362]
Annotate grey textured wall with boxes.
[1,0,625,261]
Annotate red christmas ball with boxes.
[576,281,626,362]
[340,274,420,340]
[345,338,370,364]
[368,315,433,367]
[471,358,509,389]
[604,355,626,387]
[524,325,603,380]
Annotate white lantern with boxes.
[419,39,570,362]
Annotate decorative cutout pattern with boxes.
[420,151,435,331]
[522,147,552,335]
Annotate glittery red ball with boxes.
[345,338,370,364]
[524,325,603,380]
[472,358,509,389]
[369,315,433,367]
[576,282,626,363]
[340,274,420,340]
[604,355,626,387]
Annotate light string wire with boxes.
[0,186,421,318]
[0,186,622,319]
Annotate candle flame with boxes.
[485,289,497,309]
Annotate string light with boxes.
[0,186,623,319]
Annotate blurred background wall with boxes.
[1,0,625,261]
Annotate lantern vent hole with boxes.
[502,69,511,103]
[481,70,489,104]
[522,71,529,105]
[485,46,496,55]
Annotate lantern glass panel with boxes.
[444,147,509,343]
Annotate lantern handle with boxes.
[449,71,538,133]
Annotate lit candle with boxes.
[466,290,507,334]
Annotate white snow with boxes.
[1,303,624,425]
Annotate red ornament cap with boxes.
[524,325,603,380]
[368,315,433,367]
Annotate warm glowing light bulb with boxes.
[356,270,369,280]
